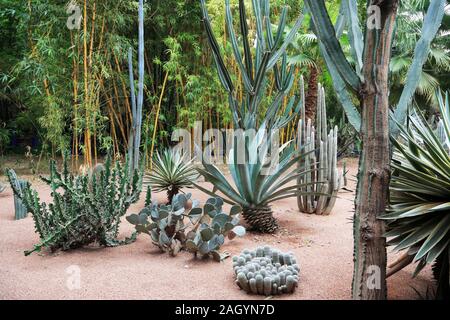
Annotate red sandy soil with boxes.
[0,158,434,300]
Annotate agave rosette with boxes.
[145,149,198,203]
[383,91,450,297]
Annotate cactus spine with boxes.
[297,84,340,215]
[8,170,28,220]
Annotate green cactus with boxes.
[6,152,143,256]
[128,194,245,261]
[233,246,299,296]
[127,193,192,256]
[7,170,28,220]
[297,84,341,215]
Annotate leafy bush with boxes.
[127,192,245,261]
[0,124,11,155]
[6,154,143,256]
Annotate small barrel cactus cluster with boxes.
[127,192,246,261]
[233,246,299,296]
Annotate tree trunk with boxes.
[304,65,319,122]
[352,0,399,300]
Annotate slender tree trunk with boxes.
[352,0,399,299]
[304,65,319,122]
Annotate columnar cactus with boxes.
[296,84,341,215]
[7,170,28,220]
[233,246,299,296]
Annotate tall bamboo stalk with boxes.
[149,71,169,169]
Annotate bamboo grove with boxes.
[1,0,449,170]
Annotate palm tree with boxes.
[288,32,320,121]
[390,0,450,108]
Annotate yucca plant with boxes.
[382,91,450,300]
[144,148,198,204]
[197,0,314,233]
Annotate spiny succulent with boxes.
[7,170,28,220]
[6,152,143,255]
[127,193,245,261]
[233,246,299,296]
[198,0,313,233]
[297,84,342,215]
[144,148,198,204]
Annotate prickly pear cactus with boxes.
[185,197,245,261]
[127,192,193,256]
[233,246,299,296]
[127,194,245,261]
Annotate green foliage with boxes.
[389,0,450,110]
[382,91,450,299]
[127,193,245,261]
[233,246,299,295]
[0,124,11,155]
[198,0,313,233]
[6,153,143,256]
[305,0,447,133]
[144,148,198,203]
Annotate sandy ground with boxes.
[0,158,434,300]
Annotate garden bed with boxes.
[0,159,433,299]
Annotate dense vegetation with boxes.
[2,0,447,167]
[1,0,450,301]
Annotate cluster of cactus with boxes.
[7,170,28,220]
[297,84,341,215]
[127,193,245,261]
[6,153,143,256]
[127,192,193,256]
[233,246,299,296]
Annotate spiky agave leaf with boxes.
[144,148,198,202]
[198,0,318,232]
[383,93,450,298]
[194,125,317,209]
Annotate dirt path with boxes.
[0,159,433,299]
